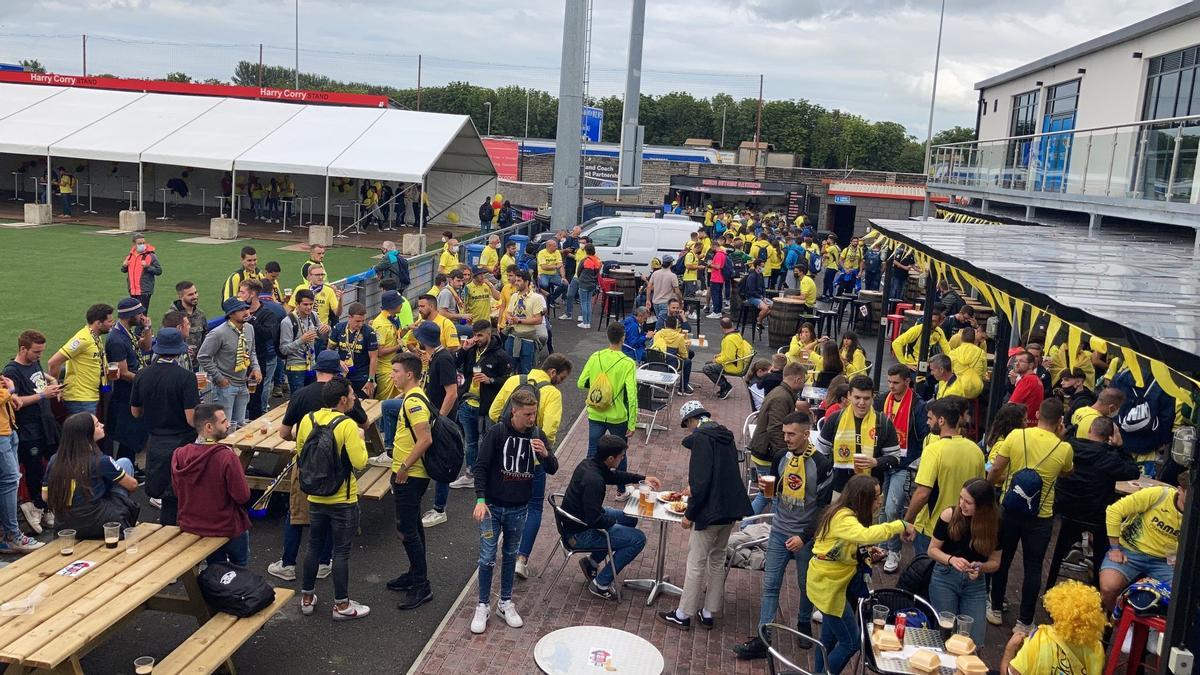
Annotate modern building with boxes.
[929,1,1200,243]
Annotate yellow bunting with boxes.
[1045,316,1063,349]
[1151,359,1192,403]
[1121,347,1146,388]
[1067,326,1082,367]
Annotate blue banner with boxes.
[581,106,603,143]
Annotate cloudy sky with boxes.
[0,0,1187,136]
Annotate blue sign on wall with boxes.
[582,106,603,143]
[833,195,852,205]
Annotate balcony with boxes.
[928,114,1200,231]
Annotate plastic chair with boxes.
[538,493,621,602]
[762,622,830,675]
[1103,601,1167,675]
[856,589,939,674]
[740,411,759,482]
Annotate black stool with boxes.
[815,309,838,338]
[851,299,874,335]
[598,291,626,330]
[737,303,763,342]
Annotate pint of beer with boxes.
[107,363,120,381]
[761,475,776,498]
[248,379,258,393]
[638,482,654,516]
[196,372,208,390]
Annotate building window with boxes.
[1045,79,1080,117]
[1009,90,1039,137]
[1143,45,1200,119]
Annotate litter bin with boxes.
[464,243,485,269]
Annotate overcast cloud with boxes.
[0,0,1187,137]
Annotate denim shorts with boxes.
[1100,546,1175,583]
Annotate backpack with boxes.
[478,202,493,222]
[897,554,936,598]
[738,274,754,300]
[586,351,625,412]
[400,390,465,483]
[1001,430,1063,517]
[1120,380,1159,434]
[720,251,734,281]
[500,377,551,425]
[671,254,686,275]
[297,413,351,499]
[197,562,275,617]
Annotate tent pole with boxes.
[46,156,52,206]
[872,257,896,391]
[419,176,425,235]
[914,269,937,393]
[138,163,144,211]
[230,167,236,221]
[324,175,330,227]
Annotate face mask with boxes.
[135,244,147,253]
[451,245,459,253]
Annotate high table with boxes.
[534,625,664,674]
[871,625,958,675]
[621,493,684,606]
[1117,477,1170,496]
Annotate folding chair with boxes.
[856,588,939,674]
[761,622,830,675]
[636,362,677,444]
[538,493,621,602]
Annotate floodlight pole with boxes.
[323,174,330,227]
[920,0,946,221]
[294,0,300,90]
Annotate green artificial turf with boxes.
[0,224,379,356]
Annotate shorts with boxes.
[746,297,772,309]
[1100,546,1175,583]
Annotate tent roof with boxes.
[868,219,1200,376]
[0,83,495,182]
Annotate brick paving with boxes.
[412,328,1062,674]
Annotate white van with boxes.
[582,216,699,271]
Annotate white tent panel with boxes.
[0,83,66,121]
[429,121,496,177]
[327,110,483,182]
[141,98,304,171]
[235,105,386,175]
[428,169,496,228]
[0,87,144,155]
[50,93,223,163]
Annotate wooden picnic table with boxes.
[225,399,394,501]
[0,524,231,674]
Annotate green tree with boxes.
[163,72,192,83]
[20,59,45,73]
[933,125,976,145]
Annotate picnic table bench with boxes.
[0,523,282,674]
[226,399,393,501]
[155,588,293,675]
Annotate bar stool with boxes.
[851,298,875,335]
[598,291,626,330]
[885,314,905,341]
[816,309,838,338]
[737,304,762,342]
[1103,602,1166,675]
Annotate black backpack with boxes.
[1001,430,1063,517]
[498,377,550,427]
[198,562,275,617]
[297,413,351,499]
[479,202,493,222]
[401,391,465,483]
[897,554,936,598]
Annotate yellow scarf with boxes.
[778,444,812,509]
[234,325,250,373]
[833,407,876,473]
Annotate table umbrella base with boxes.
[623,577,683,605]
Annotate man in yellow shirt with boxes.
[986,398,1074,630]
[464,267,500,324]
[439,239,461,275]
[370,291,409,400]
[291,264,343,330]
[928,354,970,402]
[500,240,519,279]
[682,241,703,301]
[650,315,694,394]
[1100,472,1187,612]
[904,396,985,554]
[1069,387,1125,439]
[819,235,840,300]
[56,166,76,217]
[535,239,567,306]
[480,235,501,278]
[402,295,461,352]
[293,377,370,620]
[47,303,115,416]
[701,318,752,399]
[892,305,948,371]
[795,260,818,309]
[388,353,435,609]
[1001,581,1106,675]
[222,246,261,302]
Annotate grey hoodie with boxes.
[197,320,259,385]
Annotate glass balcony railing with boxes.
[929,114,1200,205]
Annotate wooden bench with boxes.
[155,588,294,675]
[358,465,393,501]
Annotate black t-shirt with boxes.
[281,380,368,429]
[331,321,379,382]
[129,361,201,437]
[932,514,989,564]
[423,348,459,414]
[2,360,47,441]
[105,324,143,399]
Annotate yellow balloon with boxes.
[494,193,504,203]
[447,211,460,224]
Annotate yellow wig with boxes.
[1043,580,1106,645]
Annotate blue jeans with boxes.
[822,268,837,298]
[302,502,359,602]
[538,274,565,304]
[380,398,403,451]
[63,400,98,416]
[587,420,629,491]
[881,469,912,553]
[664,350,691,389]
[913,532,930,557]
[0,433,21,539]
[888,273,907,307]
[286,369,313,394]
[258,356,277,412]
[503,335,536,375]
[478,504,528,604]
[518,464,546,558]
[274,356,286,385]
[282,510,333,567]
[928,563,987,645]
[561,278,580,317]
[653,303,669,327]
[758,529,815,629]
[212,382,250,429]
[458,404,481,471]
[579,287,596,324]
[709,282,723,314]
[61,192,73,216]
[207,531,250,567]
[571,508,646,587]
[816,602,859,674]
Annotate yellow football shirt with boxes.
[57,326,105,403]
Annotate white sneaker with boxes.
[470,602,490,634]
[332,599,370,621]
[267,560,297,581]
[558,314,573,320]
[688,311,697,320]
[612,486,635,503]
[497,599,524,628]
[812,610,823,623]
[41,511,54,528]
[883,551,900,573]
[515,557,529,580]
[368,452,393,468]
[449,474,474,489]
[300,593,317,616]
[317,563,333,579]
[4,533,44,553]
[148,497,162,509]
[421,509,448,528]
[19,503,42,534]
[986,607,1003,625]
[706,312,722,319]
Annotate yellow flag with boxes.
[1120,347,1145,388]
[1150,359,1192,403]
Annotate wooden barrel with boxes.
[769,297,808,349]
[728,276,743,316]
[609,268,638,308]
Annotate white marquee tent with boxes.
[0,82,497,227]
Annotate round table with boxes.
[534,626,665,674]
